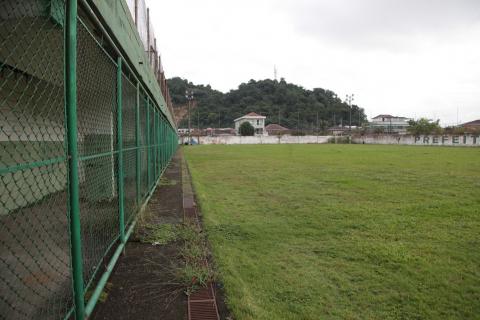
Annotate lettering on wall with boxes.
[360,134,480,146]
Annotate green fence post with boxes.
[160,115,163,171]
[167,129,170,159]
[116,57,125,243]
[146,99,150,189]
[162,118,164,166]
[159,116,163,171]
[157,112,160,177]
[135,84,141,205]
[163,118,166,169]
[65,0,85,318]
[166,121,169,163]
[161,112,162,176]
[153,110,157,180]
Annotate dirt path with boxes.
[91,152,186,320]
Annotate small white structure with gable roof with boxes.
[370,114,411,134]
[234,112,267,135]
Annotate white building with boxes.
[234,112,266,135]
[370,114,411,134]
[177,128,191,135]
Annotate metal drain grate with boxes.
[188,283,220,320]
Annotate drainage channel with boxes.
[188,283,220,320]
[181,154,221,320]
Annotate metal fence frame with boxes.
[0,0,178,319]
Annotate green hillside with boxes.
[168,77,367,131]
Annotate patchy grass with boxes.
[177,221,216,294]
[139,223,178,245]
[184,144,480,320]
[138,217,215,294]
[159,177,178,186]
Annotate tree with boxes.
[239,121,255,136]
[407,118,442,135]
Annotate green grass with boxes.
[135,217,215,293]
[138,223,178,245]
[184,144,480,320]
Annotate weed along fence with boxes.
[0,1,178,319]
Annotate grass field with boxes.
[184,144,480,320]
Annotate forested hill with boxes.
[167,77,367,131]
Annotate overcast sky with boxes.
[147,0,480,125]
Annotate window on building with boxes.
[257,119,260,125]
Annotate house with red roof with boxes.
[234,112,267,135]
[461,119,480,132]
[265,123,291,135]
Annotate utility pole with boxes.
[297,111,300,132]
[185,90,194,145]
[345,94,354,130]
[345,94,354,143]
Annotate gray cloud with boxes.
[147,0,480,124]
[284,0,480,48]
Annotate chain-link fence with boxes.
[0,1,178,319]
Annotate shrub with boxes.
[328,136,350,144]
[407,118,442,135]
[239,121,255,136]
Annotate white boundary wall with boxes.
[180,135,332,145]
[353,134,480,147]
